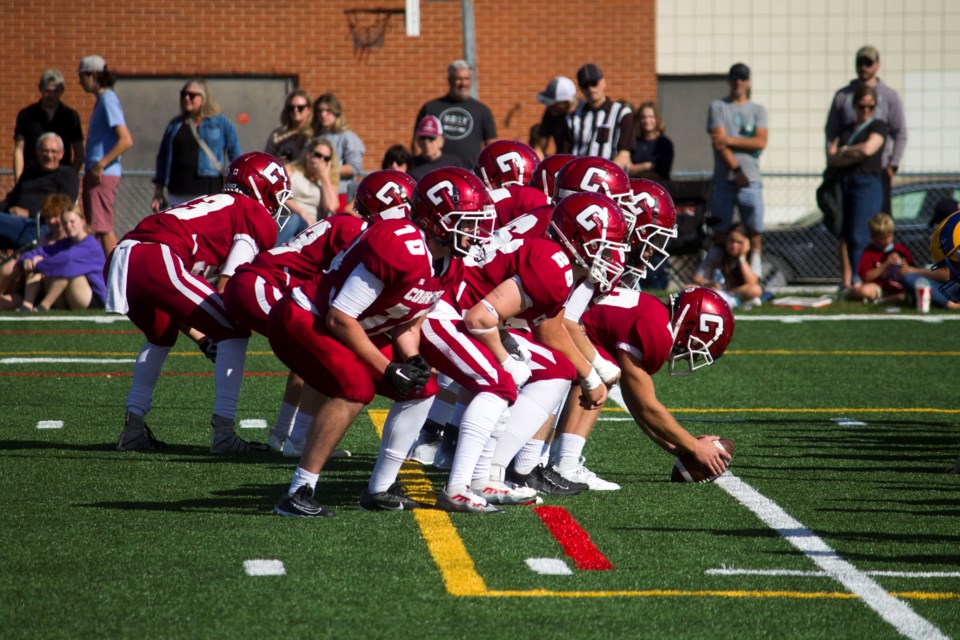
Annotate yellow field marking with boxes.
[365,410,958,601]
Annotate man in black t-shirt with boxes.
[13,69,84,181]
[412,60,497,168]
[407,116,467,180]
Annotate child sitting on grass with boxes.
[691,224,765,309]
[846,212,913,304]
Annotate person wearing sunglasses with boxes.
[152,78,242,213]
[827,84,889,292]
[266,89,314,164]
[311,94,366,213]
[825,46,907,216]
[557,64,635,169]
[275,138,341,245]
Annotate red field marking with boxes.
[533,505,614,571]
[0,371,286,378]
[0,330,140,335]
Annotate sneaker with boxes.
[408,421,444,465]
[506,463,588,496]
[210,431,270,454]
[117,413,166,451]
[471,479,539,505]
[553,459,621,491]
[435,487,504,514]
[274,485,335,518]
[282,438,304,458]
[360,482,420,511]
[267,432,285,453]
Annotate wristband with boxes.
[581,368,603,391]
[588,352,607,369]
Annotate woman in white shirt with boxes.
[277,137,341,244]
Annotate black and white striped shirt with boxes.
[561,98,635,160]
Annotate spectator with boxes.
[276,137,341,245]
[844,212,914,303]
[381,144,411,172]
[408,116,467,180]
[707,62,768,277]
[827,85,888,289]
[0,193,72,310]
[412,60,497,167]
[13,69,84,181]
[265,89,313,164]
[0,133,79,251]
[531,76,578,159]
[152,79,242,212]
[559,64,635,166]
[627,101,674,181]
[19,205,106,312]
[312,94,365,211]
[691,224,765,308]
[826,45,907,214]
[78,55,133,256]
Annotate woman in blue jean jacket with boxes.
[152,79,242,211]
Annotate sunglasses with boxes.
[579,80,600,89]
[856,102,876,111]
[181,91,203,100]
[857,57,876,67]
[311,151,332,162]
[288,103,308,112]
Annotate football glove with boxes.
[499,354,532,388]
[197,337,218,363]
[385,361,431,396]
[500,331,532,364]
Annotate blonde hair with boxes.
[313,94,350,134]
[868,212,895,237]
[280,89,314,133]
[289,137,340,190]
[180,78,222,118]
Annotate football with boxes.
[671,438,735,483]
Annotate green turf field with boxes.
[1,308,958,639]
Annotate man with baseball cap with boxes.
[408,115,467,180]
[13,69,84,182]
[557,63,634,167]
[530,76,579,159]
[825,45,907,214]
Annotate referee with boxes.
[559,64,635,167]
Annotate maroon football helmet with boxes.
[223,152,292,221]
[549,192,630,292]
[411,167,496,253]
[619,178,679,289]
[529,154,575,199]
[554,156,633,209]
[668,287,735,376]
[355,170,417,222]
[475,140,540,189]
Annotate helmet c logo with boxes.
[575,203,609,232]
[263,161,284,185]
[496,152,523,174]
[698,311,724,345]
[426,180,455,206]
[376,181,403,205]
[580,167,608,193]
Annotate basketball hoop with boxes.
[344,8,404,60]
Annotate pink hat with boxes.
[416,115,443,138]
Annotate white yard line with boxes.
[1,357,135,364]
[239,419,267,429]
[607,391,948,640]
[525,558,573,576]
[707,567,960,579]
[243,559,285,576]
[36,420,63,429]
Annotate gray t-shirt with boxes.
[707,99,768,183]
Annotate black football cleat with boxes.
[359,482,420,511]
[274,485,336,518]
[506,463,588,496]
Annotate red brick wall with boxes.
[0,0,655,195]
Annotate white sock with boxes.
[554,433,587,469]
[213,338,249,420]
[368,397,433,493]
[126,342,171,416]
[513,440,544,475]
[446,392,508,491]
[272,401,298,439]
[493,379,569,471]
[288,411,314,444]
[473,409,508,484]
[289,467,319,494]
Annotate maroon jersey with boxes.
[491,184,550,228]
[235,214,366,290]
[123,193,277,279]
[857,242,914,293]
[581,288,673,375]
[492,205,553,245]
[450,236,573,326]
[292,217,443,336]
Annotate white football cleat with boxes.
[435,487,504,514]
[553,458,621,491]
[471,479,540,505]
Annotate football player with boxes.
[529,153,575,201]
[548,287,735,490]
[106,152,289,453]
[930,210,960,473]
[222,170,414,454]
[269,174,448,517]
[618,178,678,291]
